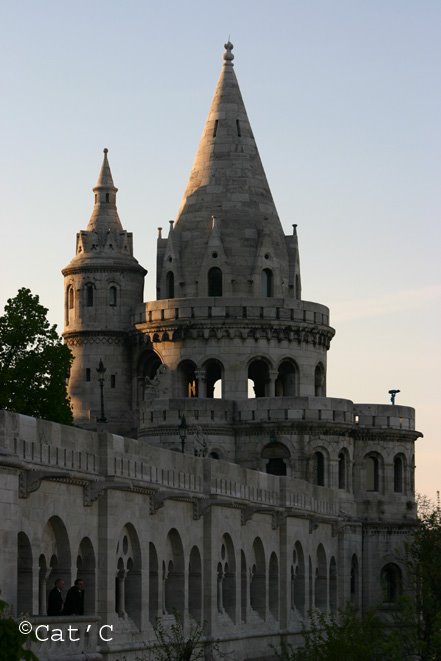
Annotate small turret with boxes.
[62,149,146,433]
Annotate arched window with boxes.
[338,451,347,489]
[188,546,202,623]
[166,271,174,299]
[68,287,74,309]
[269,553,279,620]
[149,543,159,626]
[178,360,198,398]
[292,542,305,615]
[366,454,380,491]
[314,363,325,396]
[115,525,142,626]
[381,563,402,604]
[109,286,117,306]
[77,537,96,615]
[248,359,270,398]
[86,284,94,307]
[204,359,223,399]
[250,538,266,619]
[261,268,273,297]
[164,529,185,618]
[218,535,236,622]
[275,360,299,396]
[208,267,222,296]
[394,455,404,493]
[329,557,337,613]
[17,532,33,616]
[241,550,247,623]
[314,451,325,486]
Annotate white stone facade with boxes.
[0,43,421,661]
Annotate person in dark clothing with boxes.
[47,578,64,616]
[63,578,85,615]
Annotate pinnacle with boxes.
[94,148,117,191]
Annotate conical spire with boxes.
[86,148,123,233]
[172,42,289,297]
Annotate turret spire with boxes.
[86,148,123,233]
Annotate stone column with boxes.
[195,369,207,398]
[268,370,279,397]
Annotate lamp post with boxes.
[96,359,107,423]
[388,389,400,405]
[178,415,187,453]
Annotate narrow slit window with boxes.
[86,368,91,382]
[105,193,110,203]
[86,284,94,307]
[111,375,116,388]
[236,119,241,137]
[109,286,117,306]
[213,120,218,138]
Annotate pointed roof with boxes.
[86,148,123,233]
[94,148,117,190]
[172,42,289,296]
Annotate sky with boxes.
[1,0,440,496]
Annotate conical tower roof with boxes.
[172,42,289,296]
[86,148,123,234]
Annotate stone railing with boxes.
[25,615,102,661]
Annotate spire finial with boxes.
[223,40,234,63]
[103,147,108,155]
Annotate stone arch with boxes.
[329,556,337,613]
[250,537,266,619]
[350,554,359,608]
[269,552,279,620]
[77,537,96,615]
[314,362,326,396]
[17,532,33,616]
[188,545,202,623]
[262,441,290,476]
[381,563,402,604]
[308,556,313,611]
[261,268,274,297]
[149,542,159,626]
[208,266,223,296]
[41,516,71,614]
[164,528,185,617]
[177,359,198,398]
[315,544,327,612]
[218,534,236,622]
[248,357,272,398]
[203,358,223,399]
[137,349,163,402]
[292,542,305,615]
[275,359,299,397]
[393,453,406,493]
[115,524,142,626]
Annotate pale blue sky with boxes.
[1,1,440,495]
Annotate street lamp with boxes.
[178,415,187,453]
[388,389,400,405]
[96,359,107,423]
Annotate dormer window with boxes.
[261,269,273,297]
[208,267,222,297]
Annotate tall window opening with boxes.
[366,454,380,491]
[248,359,270,398]
[314,451,325,486]
[329,557,337,613]
[261,268,273,297]
[250,538,266,619]
[314,363,325,396]
[204,359,223,398]
[350,554,359,609]
[109,286,117,306]
[188,546,202,623]
[275,360,299,396]
[394,455,404,493]
[315,544,327,612]
[338,451,347,489]
[17,532,33,616]
[381,563,402,604]
[208,267,222,296]
[262,442,290,476]
[149,543,159,625]
[241,551,247,623]
[293,542,305,614]
[86,284,94,307]
[236,119,241,136]
[178,360,198,398]
[68,287,74,309]
[269,553,279,620]
[164,529,185,618]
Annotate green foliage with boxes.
[407,493,441,660]
[151,614,205,661]
[274,604,417,661]
[0,288,73,424]
[0,599,39,661]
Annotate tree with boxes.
[0,598,38,661]
[407,493,441,660]
[0,288,73,424]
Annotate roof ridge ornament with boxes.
[223,40,234,64]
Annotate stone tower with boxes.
[135,42,335,466]
[62,149,146,433]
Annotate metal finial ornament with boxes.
[103,148,108,154]
[224,41,234,62]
